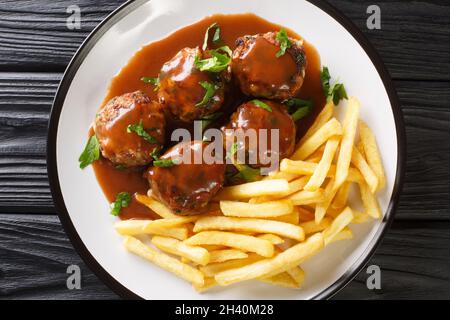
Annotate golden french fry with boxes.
[220,200,294,218]
[351,148,378,193]
[286,267,305,287]
[300,218,332,235]
[331,181,351,209]
[352,210,371,224]
[250,177,309,203]
[356,141,365,158]
[304,138,340,191]
[297,207,315,222]
[323,207,354,246]
[151,236,210,266]
[260,272,300,289]
[292,118,343,160]
[359,121,387,191]
[305,145,326,163]
[329,227,353,244]
[257,234,285,245]
[115,221,188,240]
[215,233,324,286]
[209,249,248,264]
[287,189,325,206]
[263,171,299,182]
[334,97,360,189]
[215,179,290,201]
[270,209,299,225]
[200,254,263,277]
[299,102,334,145]
[193,278,218,293]
[185,231,274,257]
[135,194,178,219]
[114,218,196,236]
[194,216,305,241]
[315,179,339,224]
[123,236,204,286]
[359,182,382,219]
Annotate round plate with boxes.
[48,0,405,300]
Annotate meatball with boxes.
[158,47,229,122]
[222,100,296,167]
[94,91,165,167]
[148,141,226,215]
[232,31,306,100]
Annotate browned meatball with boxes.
[232,31,306,100]
[158,47,229,122]
[94,91,165,167]
[222,100,296,167]
[148,141,226,215]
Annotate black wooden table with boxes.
[1,0,449,300]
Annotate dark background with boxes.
[0,0,449,300]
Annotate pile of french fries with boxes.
[114,96,386,292]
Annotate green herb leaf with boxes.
[196,81,219,107]
[110,192,131,216]
[276,29,292,58]
[194,46,232,73]
[141,76,160,91]
[79,135,101,169]
[283,98,313,121]
[235,164,261,183]
[153,159,180,167]
[127,119,157,144]
[201,112,223,130]
[321,66,348,105]
[202,23,221,50]
[150,146,162,161]
[251,99,272,112]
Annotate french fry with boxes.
[220,200,294,218]
[249,177,309,203]
[331,181,351,209]
[329,227,353,244]
[359,182,382,219]
[287,189,325,206]
[300,218,332,235]
[352,210,371,224]
[185,231,274,257]
[359,121,387,191]
[215,179,290,200]
[334,97,360,189]
[305,145,326,163]
[123,236,204,286]
[114,218,196,236]
[286,267,305,287]
[200,254,263,277]
[304,138,340,191]
[292,118,343,160]
[299,102,334,145]
[271,209,299,224]
[260,272,300,289]
[194,216,305,241]
[323,207,354,246]
[115,221,188,240]
[135,194,178,219]
[351,148,379,193]
[263,171,299,182]
[209,249,248,264]
[193,278,218,293]
[257,234,285,245]
[215,233,324,286]
[315,179,339,224]
[297,207,315,222]
[151,236,210,266]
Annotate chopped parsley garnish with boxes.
[276,29,292,58]
[283,98,314,121]
[141,76,160,91]
[201,112,223,130]
[196,81,219,107]
[150,146,162,161]
[202,23,221,50]
[321,66,348,105]
[110,192,131,216]
[153,159,180,168]
[194,46,232,73]
[251,99,272,112]
[79,135,100,169]
[127,119,157,144]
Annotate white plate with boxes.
[48,0,405,300]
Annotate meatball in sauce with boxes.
[94,91,165,168]
[158,47,229,123]
[223,100,296,168]
[148,141,226,215]
[232,31,307,100]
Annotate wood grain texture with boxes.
[1,73,449,220]
[1,214,449,300]
[1,0,450,80]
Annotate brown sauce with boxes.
[93,13,324,220]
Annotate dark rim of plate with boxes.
[47,0,406,300]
